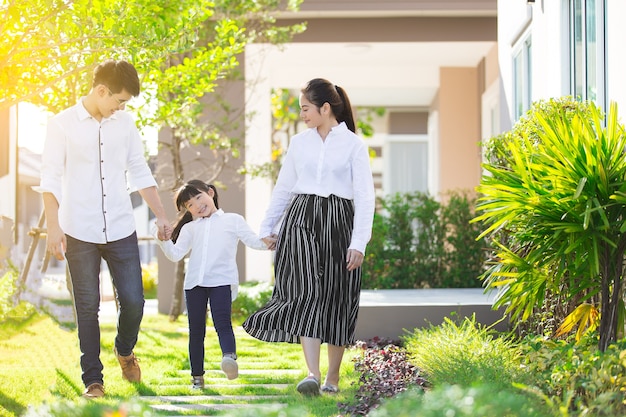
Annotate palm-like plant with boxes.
[475,99,626,351]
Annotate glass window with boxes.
[570,0,606,107]
[387,138,428,195]
[513,36,532,121]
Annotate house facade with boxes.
[497,0,626,127]
[240,0,499,288]
[156,0,500,311]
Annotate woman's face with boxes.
[183,190,216,218]
[299,94,324,129]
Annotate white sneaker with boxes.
[220,357,238,380]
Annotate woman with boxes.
[243,78,376,395]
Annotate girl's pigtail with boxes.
[171,211,193,243]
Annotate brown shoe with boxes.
[82,382,105,398]
[114,347,141,382]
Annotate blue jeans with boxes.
[185,285,235,376]
[65,232,144,387]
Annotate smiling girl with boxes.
[154,180,270,389]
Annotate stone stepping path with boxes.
[140,363,301,416]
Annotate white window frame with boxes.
[569,0,607,110]
[383,134,430,196]
[512,30,532,121]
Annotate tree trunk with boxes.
[598,244,625,351]
[168,258,186,321]
[168,130,186,322]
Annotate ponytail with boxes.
[334,85,355,133]
[171,211,192,244]
[301,78,356,133]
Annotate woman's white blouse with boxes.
[259,122,376,254]
[154,209,267,300]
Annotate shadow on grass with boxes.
[53,369,82,399]
[0,389,26,416]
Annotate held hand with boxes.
[262,234,278,250]
[346,249,364,271]
[46,225,67,261]
[155,218,172,241]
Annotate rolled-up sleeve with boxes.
[125,119,156,191]
[34,118,66,204]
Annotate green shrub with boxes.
[369,384,553,417]
[477,97,626,351]
[0,264,36,324]
[362,191,486,289]
[441,191,486,287]
[520,335,626,416]
[232,281,273,324]
[142,262,158,299]
[402,315,528,389]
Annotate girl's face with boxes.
[184,190,216,218]
[299,94,325,129]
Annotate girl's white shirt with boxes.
[153,209,267,300]
[259,122,376,254]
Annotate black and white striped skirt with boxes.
[243,194,361,346]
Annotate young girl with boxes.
[153,180,270,389]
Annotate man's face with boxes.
[98,85,132,117]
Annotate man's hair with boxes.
[92,60,140,96]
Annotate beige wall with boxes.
[438,67,482,195]
[282,17,496,43]
[484,43,499,88]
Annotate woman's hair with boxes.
[301,78,356,133]
[170,180,219,243]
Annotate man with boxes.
[36,60,171,398]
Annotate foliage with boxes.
[362,191,486,289]
[231,280,273,324]
[338,343,427,416]
[0,264,36,324]
[141,262,158,299]
[519,336,626,416]
[1,0,208,112]
[441,191,488,287]
[475,98,626,351]
[369,384,552,417]
[1,0,305,112]
[402,315,528,389]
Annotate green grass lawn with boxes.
[0,309,360,416]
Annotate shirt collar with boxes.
[332,121,348,133]
[193,208,225,221]
[76,98,92,121]
[76,97,119,122]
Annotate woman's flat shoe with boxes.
[321,383,339,394]
[296,376,320,396]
